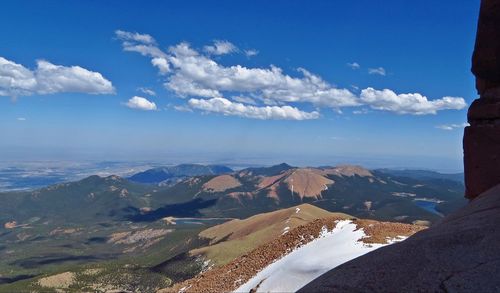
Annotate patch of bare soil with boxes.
[323,165,373,177]
[202,175,242,192]
[49,227,80,236]
[283,169,333,200]
[4,221,17,229]
[108,228,172,252]
[257,173,287,199]
[38,272,75,289]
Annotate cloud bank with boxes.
[360,88,467,115]
[115,30,467,120]
[0,57,114,100]
[188,97,319,120]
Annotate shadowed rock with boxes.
[464,0,500,198]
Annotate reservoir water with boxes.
[414,200,444,217]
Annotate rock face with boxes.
[463,117,500,198]
[464,0,500,199]
[298,184,500,293]
[471,0,500,86]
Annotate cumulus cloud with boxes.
[188,97,319,120]
[0,57,114,99]
[151,57,170,74]
[368,67,386,76]
[125,96,157,111]
[360,88,467,115]
[204,40,238,55]
[244,49,259,57]
[115,30,467,119]
[435,123,469,130]
[164,43,360,108]
[347,62,360,70]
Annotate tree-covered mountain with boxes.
[0,164,467,230]
[151,164,466,223]
[376,168,464,183]
[128,164,233,185]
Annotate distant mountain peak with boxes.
[239,163,295,177]
[275,162,293,168]
[128,164,233,184]
[324,165,373,177]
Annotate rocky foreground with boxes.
[160,217,424,293]
[298,184,500,293]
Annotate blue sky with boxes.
[0,0,479,171]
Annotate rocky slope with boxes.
[160,209,424,293]
[298,184,500,293]
[190,204,350,266]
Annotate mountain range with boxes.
[0,163,467,292]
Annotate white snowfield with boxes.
[235,220,401,293]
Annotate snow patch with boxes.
[235,220,400,293]
[295,207,301,213]
[386,235,408,244]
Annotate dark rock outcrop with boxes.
[464,0,500,199]
[298,184,500,293]
[471,0,500,88]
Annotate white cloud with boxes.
[232,96,257,105]
[245,49,259,57]
[116,30,171,75]
[368,67,386,76]
[34,60,114,95]
[115,30,166,58]
[188,97,319,120]
[436,123,469,130]
[163,43,360,108]
[151,57,170,74]
[125,96,157,111]
[203,40,238,55]
[360,88,467,115]
[116,31,468,118]
[0,57,114,99]
[16,117,26,121]
[115,30,156,45]
[138,87,156,96]
[347,62,360,70]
